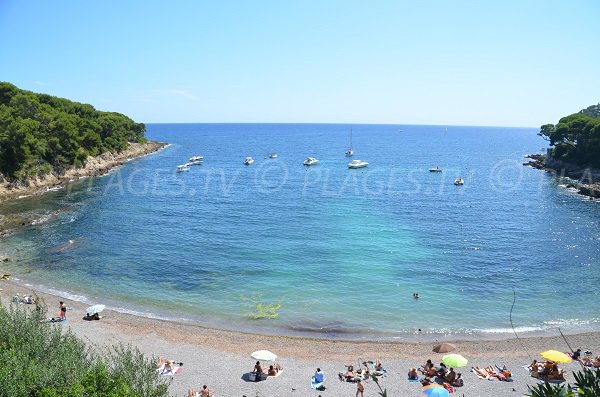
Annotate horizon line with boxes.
[144,121,539,129]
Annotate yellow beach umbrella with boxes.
[540,350,571,363]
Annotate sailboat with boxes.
[345,128,354,157]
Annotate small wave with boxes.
[475,326,543,334]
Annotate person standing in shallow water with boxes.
[59,301,67,320]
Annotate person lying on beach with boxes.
[484,366,505,381]
[344,368,355,382]
[39,316,65,323]
[444,367,456,384]
[84,312,102,321]
[471,366,492,380]
[408,368,419,380]
[157,358,183,374]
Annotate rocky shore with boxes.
[0,140,167,204]
[524,153,600,199]
[0,140,167,238]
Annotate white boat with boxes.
[187,160,203,166]
[348,160,368,169]
[345,128,354,157]
[303,157,319,166]
[189,156,204,162]
[244,157,254,165]
[268,153,278,159]
[429,167,442,172]
[454,177,464,185]
[176,165,190,172]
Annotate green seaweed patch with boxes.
[239,294,283,320]
[248,302,282,320]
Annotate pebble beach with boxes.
[2,279,598,397]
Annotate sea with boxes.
[1,123,599,341]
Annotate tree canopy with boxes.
[0,82,146,181]
[539,102,600,168]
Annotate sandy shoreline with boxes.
[1,279,598,397]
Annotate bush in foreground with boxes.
[0,299,169,397]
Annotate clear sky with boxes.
[1,0,599,127]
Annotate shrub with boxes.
[0,299,169,397]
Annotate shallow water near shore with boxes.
[1,123,600,340]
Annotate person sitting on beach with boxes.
[253,361,263,376]
[267,365,278,376]
[375,360,383,372]
[420,359,433,374]
[570,348,582,362]
[547,363,563,381]
[452,373,464,387]
[420,378,431,386]
[314,368,325,383]
[188,385,211,397]
[436,363,447,378]
[362,365,370,379]
[22,295,34,304]
[541,361,553,378]
[426,363,437,378]
[408,368,419,380]
[344,367,355,382]
[445,367,456,384]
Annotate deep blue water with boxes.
[1,124,599,339]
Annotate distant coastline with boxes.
[0,140,167,236]
[524,152,600,199]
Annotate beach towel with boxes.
[159,366,182,376]
[408,377,421,382]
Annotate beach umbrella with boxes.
[423,384,449,397]
[540,350,572,364]
[441,354,468,368]
[86,304,105,315]
[251,350,277,362]
[432,343,456,353]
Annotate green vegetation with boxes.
[0,82,146,181]
[526,368,600,397]
[539,103,600,168]
[0,299,169,397]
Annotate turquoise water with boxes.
[2,124,599,339]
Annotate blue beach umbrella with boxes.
[423,385,449,397]
[86,304,106,315]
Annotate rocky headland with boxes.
[524,153,600,198]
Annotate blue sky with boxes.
[1,0,599,126]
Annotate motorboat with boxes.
[348,160,368,169]
[244,157,254,166]
[189,156,204,162]
[454,177,464,185]
[268,153,278,159]
[303,157,319,166]
[429,167,442,172]
[176,165,190,172]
